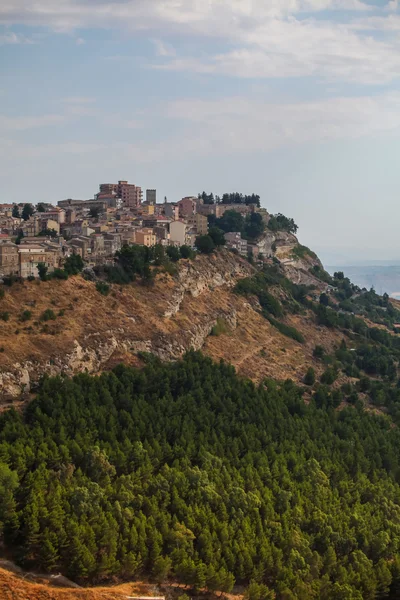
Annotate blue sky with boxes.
[1,0,400,264]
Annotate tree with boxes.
[12,205,20,218]
[22,203,34,221]
[39,228,58,238]
[37,262,48,281]
[304,367,316,386]
[152,555,172,583]
[208,227,226,247]
[245,581,276,600]
[37,203,46,213]
[268,213,298,234]
[196,235,215,254]
[213,210,245,234]
[166,246,181,262]
[64,254,84,275]
[89,207,100,219]
[244,213,265,240]
[180,245,194,259]
[320,293,330,307]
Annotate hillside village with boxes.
[0,180,275,279]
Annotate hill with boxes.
[0,229,335,403]
[3,225,400,598]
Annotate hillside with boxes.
[4,227,400,599]
[0,565,163,599]
[0,229,335,402]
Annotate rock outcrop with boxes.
[0,239,338,402]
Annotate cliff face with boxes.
[0,235,337,402]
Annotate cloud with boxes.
[161,92,400,155]
[1,1,398,86]
[0,114,65,131]
[0,31,34,45]
[3,91,400,163]
[0,0,372,31]
[152,38,176,58]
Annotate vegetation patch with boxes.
[210,317,228,337]
[267,316,305,343]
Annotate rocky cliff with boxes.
[0,232,337,402]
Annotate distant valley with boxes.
[327,264,400,298]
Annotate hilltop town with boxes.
[0,181,274,279]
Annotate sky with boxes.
[1,0,400,265]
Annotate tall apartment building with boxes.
[99,181,143,208]
[146,189,157,205]
[117,181,142,208]
[99,183,118,195]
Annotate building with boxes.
[18,245,60,278]
[146,189,156,205]
[135,228,156,247]
[58,199,107,213]
[139,204,155,216]
[0,242,19,277]
[164,203,179,220]
[169,221,188,247]
[225,232,248,256]
[40,208,66,224]
[187,213,208,236]
[117,181,142,208]
[21,215,41,237]
[99,183,118,195]
[40,218,60,234]
[96,192,118,208]
[178,197,197,218]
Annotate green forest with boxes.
[1,352,400,599]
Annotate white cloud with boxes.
[0,0,372,31]
[0,31,34,45]
[161,92,400,155]
[0,1,398,86]
[2,91,400,163]
[0,114,65,131]
[152,38,176,58]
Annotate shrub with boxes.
[292,244,317,260]
[58,309,65,317]
[313,345,325,359]
[52,268,68,280]
[259,291,283,318]
[163,261,178,276]
[3,275,22,286]
[211,318,228,337]
[27,275,35,282]
[37,263,48,281]
[321,368,338,385]
[0,288,4,299]
[268,317,305,343]
[304,367,316,386]
[40,309,56,322]
[0,312,9,322]
[20,310,32,322]
[96,282,110,296]
[180,245,195,260]
[64,254,84,275]
[166,246,181,262]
